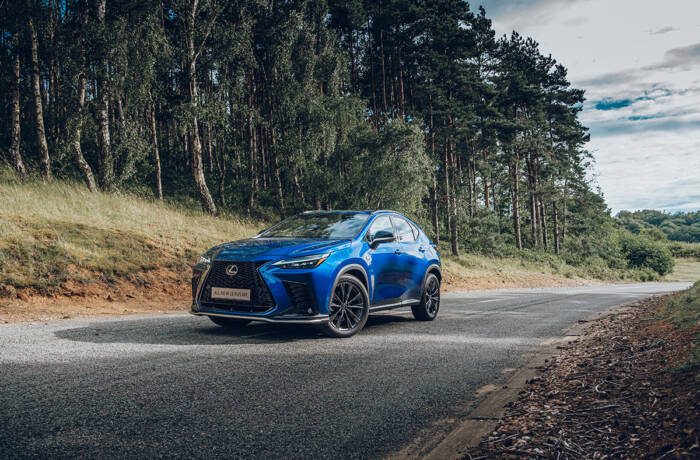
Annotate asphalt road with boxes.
[0,282,690,459]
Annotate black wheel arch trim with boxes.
[329,263,371,313]
[335,263,370,293]
[422,264,442,290]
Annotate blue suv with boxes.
[191,210,441,337]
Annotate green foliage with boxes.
[620,233,675,276]
[618,210,700,243]
[338,121,430,215]
[640,226,667,241]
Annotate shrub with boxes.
[640,227,667,241]
[667,241,700,259]
[620,234,675,275]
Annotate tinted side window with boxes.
[367,216,394,241]
[392,217,416,242]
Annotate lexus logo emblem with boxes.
[225,265,238,276]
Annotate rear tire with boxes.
[320,274,369,338]
[411,273,440,321]
[208,316,251,328]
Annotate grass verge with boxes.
[658,280,700,370]
[0,176,260,297]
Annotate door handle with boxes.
[394,249,403,255]
[418,246,426,253]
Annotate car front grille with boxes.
[199,261,275,312]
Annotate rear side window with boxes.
[392,216,416,242]
[367,216,394,241]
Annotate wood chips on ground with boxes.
[465,296,700,459]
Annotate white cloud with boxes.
[589,131,700,213]
[478,0,700,213]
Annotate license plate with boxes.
[211,287,251,302]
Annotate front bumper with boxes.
[190,310,329,324]
[191,259,328,324]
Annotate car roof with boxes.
[299,209,408,217]
[300,210,373,214]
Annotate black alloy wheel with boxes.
[411,273,440,321]
[321,274,369,338]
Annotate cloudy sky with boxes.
[477,0,700,214]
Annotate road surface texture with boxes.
[0,282,689,459]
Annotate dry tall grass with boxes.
[0,175,260,292]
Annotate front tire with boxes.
[320,274,369,338]
[208,316,251,329]
[412,273,440,321]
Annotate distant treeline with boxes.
[1,0,606,259]
[618,210,700,244]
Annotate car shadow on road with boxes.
[54,313,413,346]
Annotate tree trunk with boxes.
[553,202,560,255]
[431,172,439,245]
[449,143,459,256]
[561,181,568,251]
[429,98,439,243]
[482,148,490,208]
[96,0,114,190]
[270,127,284,213]
[186,0,217,214]
[527,154,538,248]
[293,171,304,204]
[206,124,214,173]
[73,69,98,192]
[380,29,388,115]
[148,101,163,199]
[28,15,51,180]
[539,199,548,251]
[510,154,522,250]
[443,144,454,254]
[397,44,405,117]
[247,73,257,212]
[10,48,26,178]
[367,25,378,127]
[71,8,97,192]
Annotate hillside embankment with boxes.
[1,179,698,323]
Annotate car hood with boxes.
[212,238,350,261]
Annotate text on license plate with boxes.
[211,287,251,302]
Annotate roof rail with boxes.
[300,209,372,214]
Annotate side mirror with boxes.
[370,230,396,248]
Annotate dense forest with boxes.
[618,210,700,244]
[1,0,614,262]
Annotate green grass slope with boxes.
[0,176,260,295]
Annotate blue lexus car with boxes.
[191,210,441,337]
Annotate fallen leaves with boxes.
[464,297,700,459]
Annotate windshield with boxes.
[259,213,369,239]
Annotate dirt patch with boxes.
[442,270,592,292]
[0,267,190,323]
[464,296,700,459]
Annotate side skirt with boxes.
[369,299,420,313]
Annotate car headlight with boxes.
[197,255,212,265]
[272,253,330,269]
